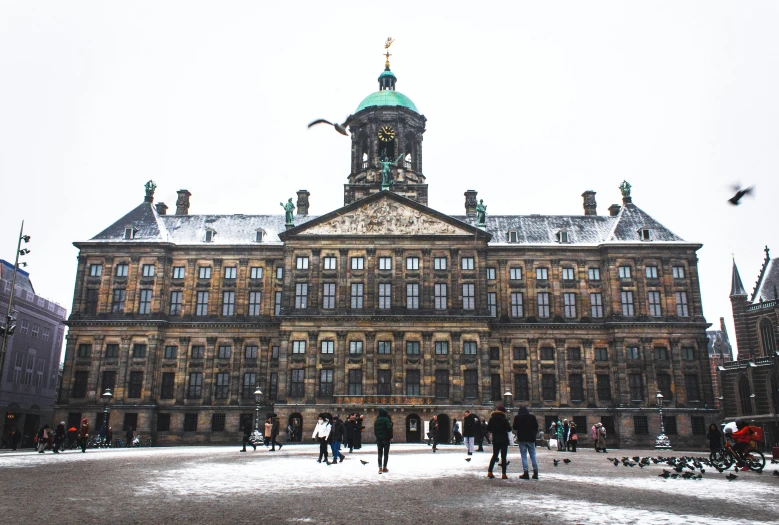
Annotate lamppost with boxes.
[102,388,112,447]
[503,390,513,409]
[254,387,263,434]
[0,221,31,383]
[655,391,671,450]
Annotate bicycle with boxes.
[710,440,765,472]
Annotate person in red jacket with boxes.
[730,419,753,471]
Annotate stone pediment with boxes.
[301,196,472,236]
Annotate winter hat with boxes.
[518,406,529,414]
[496,405,506,413]
[82,418,88,423]
[378,408,389,417]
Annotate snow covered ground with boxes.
[1,445,777,524]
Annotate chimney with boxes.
[464,190,478,216]
[608,204,621,216]
[296,190,310,216]
[176,189,191,215]
[155,202,168,215]
[582,191,597,216]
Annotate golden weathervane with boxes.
[384,37,394,68]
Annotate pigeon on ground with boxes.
[307,117,353,136]
[671,474,679,479]
[726,473,738,481]
[632,456,640,462]
[658,471,671,479]
[728,185,754,206]
[465,458,471,462]
[553,459,560,467]
[613,459,619,467]
[773,470,779,477]
[359,460,369,465]
[563,459,571,464]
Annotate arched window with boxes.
[404,153,412,170]
[759,318,777,356]
[738,375,753,416]
[362,152,368,169]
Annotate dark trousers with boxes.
[377,439,390,468]
[432,436,439,450]
[318,438,329,461]
[242,436,255,451]
[268,436,280,450]
[79,437,88,453]
[489,443,509,474]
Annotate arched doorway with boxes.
[288,413,303,442]
[406,414,421,443]
[437,413,451,444]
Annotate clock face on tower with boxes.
[378,125,396,142]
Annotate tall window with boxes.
[322,283,336,309]
[664,416,678,435]
[320,340,334,354]
[434,257,447,270]
[561,268,575,281]
[567,347,581,361]
[212,413,226,432]
[569,374,584,401]
[276,267,283,279]
[169,291,183,315]
[77,344,92,358]
[634,416,649,435]
[347,369,362,395]
[183,414,198,432]
[464,370,478,399]
[72,371,88,398]
[654,347,668,361]
[196,292,209,316]
[675,291,689,317]
[681,347,695,361]
[224,266,237,279]
[115,263,129,277]
[250,267,263,279]
[621,291,634,316]
[463,341,477,355]
[378,257,391,270]
[292,341,306,354]
[350,283,364,309]
[515,374,529,401]
[672,266,685,279]
[85,289,98,315]
[244,345,258,359]
[351,257,364,270]
[406,369,420,395]
[626,346,640,360]
[296,257,309,270]
[685,374,700,402]
[349,341,363,355]
[248,292,262,316]
[590,293,603,318]
[510,292,523,317]
[406,257,419,270]
[294,283,308,309]
[536,267,548,280]
[540,347,554,361]
[163,345,177,359]
[595,347,608,361]
[142,264,155,277]
[290,369,305,397]
[242,373,256,399]
[128,371,144,398]
[188,372,202,398]
[461,257,475,270]
[513,347,528,360]
[489,346,500,359]
[406,341,420,355]
[563,293,577,318]
[537,293,550,318]
[112,289,126,313]
[490,374,502,401]
[645,266,658,279]
[760,319,777,355]
[738,376,753,415]
[378,341,392,354]
[198,267,211,279]
[434,283,447,310]
[323,257,337,270]
[217,345,231,359]
[628,374,644,401]
[588,268,600,281]
[138,289,152,314]
[191,345,205,359]
[105,344,119,358]
[377,370,391,395]
[435,341,449,355]
[378,283,391,309]
[597,374,611,401]
[160,373,175,399]
[406,283,419,309]
[462,284,475,310]
[618,266,631,279]
[435,370,449,398]
[215,372,230,399]
[222,291,236,316]
[541,374,556,401]
[487,292,497,317]
[510,267,522,280]
[647,291,662,317]
[486,267,496,280]
[319,369,334,396]
[274,292,282,316]
[132,344,146,358]
[269,373,278,400]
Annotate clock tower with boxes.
[344,41,427,205]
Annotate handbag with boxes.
[571,434,578,441]
[549,438,558,448]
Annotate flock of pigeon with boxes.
[601,455,779,482]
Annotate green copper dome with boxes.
[355,90,419,113]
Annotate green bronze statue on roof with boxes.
[280,198,295,226]
[378,154,404,190]
[476,199,487,228]
[144,180,157,201]
[619,180,631,198]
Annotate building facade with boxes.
[707,317,733,408]
[55,58,716,448]
[721,249,779,446]
[1,260,67,448]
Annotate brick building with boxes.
[55,57,716,448]
[707,317,733,408]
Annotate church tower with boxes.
[344,39,428,205]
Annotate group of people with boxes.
[485,405,540,479]
[32,418,92,453]
[310,411,392,474]
[548,419,580,452]
[429,411,491,453]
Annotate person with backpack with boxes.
[374,408,393,474]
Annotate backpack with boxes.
[600,427,607,438]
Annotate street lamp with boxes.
[654,391,671,450]
[503,390,513,409]
[0,221,30,383]
[102,388,112,447]
[254,387,263,433]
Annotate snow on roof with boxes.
[753,257,779,302]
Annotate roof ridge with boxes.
[605,205,624,242]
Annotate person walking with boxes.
[707,423,722,453]
[329,415,345,463]
[36,425,51,453]
[78,418,90,453]
[513,406,539,480]
[374,408,393,474]
[9,427,21,451]
[555,419,564,451]
[597,423,608,453]
[429,415,440,452]
[591,423,600,452]
[561,419,570,451]
[567,421,577,452]
[549,421,557,450]
[264,418,273,448]
[125,426,134,448]
[106,427,113,448]
[312,415,331,464]
[487,406,512,479]
[240,421,256,452]
[53,422,66,453]
[353,414,364,450]
[269,416,283,452]
[474,413,485,452]
[345,414,358,453]
[452,418,463,445]
[481,420,491,445]
[463,410,479,455]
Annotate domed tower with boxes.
[345,39,427,206]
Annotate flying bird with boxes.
[307,117,353,136]
[728,185,754,205]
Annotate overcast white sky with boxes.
[1,2,776,356]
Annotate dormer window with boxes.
[205,229,216,242]
[255,229,265,243]
[638,228,651,241]
[123,227,136,240]
[556,231,570,243]
[507,231,518,243]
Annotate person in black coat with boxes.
[345,414,358,452]
[9,427,21,451]
[53,422,66,453]
[486,406,512,479]
[474,414,484,451]
[707,423,722,452]
[240,422,256,452]
[429,415,440,452]
[353,414,364,450]
[513,406,540,479]
[463,411,479,455]
[329,416,346,463]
